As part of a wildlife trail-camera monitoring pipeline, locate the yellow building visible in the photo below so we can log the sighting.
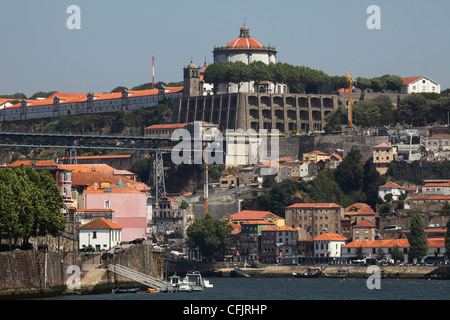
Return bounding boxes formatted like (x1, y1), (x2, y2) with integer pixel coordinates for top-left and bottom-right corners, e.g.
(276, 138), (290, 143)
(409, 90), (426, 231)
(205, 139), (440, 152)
(302, 150), (330, 163)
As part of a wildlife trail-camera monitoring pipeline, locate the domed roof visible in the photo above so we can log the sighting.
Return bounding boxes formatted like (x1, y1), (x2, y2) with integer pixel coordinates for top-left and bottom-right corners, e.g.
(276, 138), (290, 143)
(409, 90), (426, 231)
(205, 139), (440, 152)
(186, 61), (197, 68)
(224, 25), (264, 50)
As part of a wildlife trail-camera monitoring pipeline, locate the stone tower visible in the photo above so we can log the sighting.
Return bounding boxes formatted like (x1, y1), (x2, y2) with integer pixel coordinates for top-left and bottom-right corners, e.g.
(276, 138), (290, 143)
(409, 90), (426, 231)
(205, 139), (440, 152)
(183, 61), (200, 98)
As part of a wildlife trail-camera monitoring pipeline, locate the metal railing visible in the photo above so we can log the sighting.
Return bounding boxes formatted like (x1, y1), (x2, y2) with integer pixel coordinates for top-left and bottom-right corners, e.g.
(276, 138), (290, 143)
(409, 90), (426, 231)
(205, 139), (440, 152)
(108, 264), (173, 292)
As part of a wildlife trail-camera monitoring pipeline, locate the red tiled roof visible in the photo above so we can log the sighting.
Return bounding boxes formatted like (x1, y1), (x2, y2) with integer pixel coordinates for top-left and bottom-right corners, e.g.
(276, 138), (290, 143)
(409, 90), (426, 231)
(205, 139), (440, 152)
(144, 123), (188, 130)
(287, 203), (342, 209)
(313, 233), (347, 241)
(410, 195), (450, 201)
(379, 181), (402, 189)
(78, 217), (122, 230)
(231, 210), (282, 220)
(373, 143), (392, 148)
(354, 220), (376, 228)
(225, 36), (264, 50)
(343, 239), (409, 248)
(345, 203), (376, 215)
(401, 76), (423, 85)
(428, 134), (450, 139)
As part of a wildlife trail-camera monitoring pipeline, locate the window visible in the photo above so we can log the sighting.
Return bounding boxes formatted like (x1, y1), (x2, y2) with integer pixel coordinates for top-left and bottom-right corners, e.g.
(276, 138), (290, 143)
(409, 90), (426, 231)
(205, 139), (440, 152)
(104, 200), (110, 209)
(93, 231), (97, 239)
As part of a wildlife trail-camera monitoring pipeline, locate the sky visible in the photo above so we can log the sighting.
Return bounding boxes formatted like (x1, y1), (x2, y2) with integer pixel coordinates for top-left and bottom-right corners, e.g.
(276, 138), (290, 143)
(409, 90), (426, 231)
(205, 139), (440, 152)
(1, 0), (449, 97)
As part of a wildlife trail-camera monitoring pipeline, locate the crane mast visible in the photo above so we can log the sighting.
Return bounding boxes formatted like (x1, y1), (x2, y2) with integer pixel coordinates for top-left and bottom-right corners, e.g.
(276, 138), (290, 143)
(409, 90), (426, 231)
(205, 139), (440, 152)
(345, 71), (355, 128)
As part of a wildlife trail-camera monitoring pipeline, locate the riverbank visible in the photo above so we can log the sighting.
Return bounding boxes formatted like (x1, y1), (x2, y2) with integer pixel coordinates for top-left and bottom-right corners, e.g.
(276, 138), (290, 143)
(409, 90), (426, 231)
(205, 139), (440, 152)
(216, 265), (442, 279)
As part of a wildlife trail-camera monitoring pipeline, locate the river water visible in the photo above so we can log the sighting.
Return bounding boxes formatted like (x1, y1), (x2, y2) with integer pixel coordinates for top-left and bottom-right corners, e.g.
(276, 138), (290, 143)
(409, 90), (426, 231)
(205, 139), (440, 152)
(47, 277), (450, 300)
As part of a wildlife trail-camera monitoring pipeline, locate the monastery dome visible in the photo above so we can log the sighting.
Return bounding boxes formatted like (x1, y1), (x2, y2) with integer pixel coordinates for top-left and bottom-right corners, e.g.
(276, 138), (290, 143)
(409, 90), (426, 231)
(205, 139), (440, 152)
(224, 25), (264, 50)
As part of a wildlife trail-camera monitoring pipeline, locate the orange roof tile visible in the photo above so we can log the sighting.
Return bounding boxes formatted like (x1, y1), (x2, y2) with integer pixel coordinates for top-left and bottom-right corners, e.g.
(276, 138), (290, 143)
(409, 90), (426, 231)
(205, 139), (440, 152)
(313, 233), (347, 241)
(410, 195), (450, 201)
(379, 181), (402, 189)
(231, 210), (282, 221)
(145, 123), (188, 130)
(287, 203), (342, 209)
(343, 239), (409, 248)
(354, 220), (376, 228)
(402, 76), (423, 85)
(78, 217), (122, 230)
(373, 143), (392, 148)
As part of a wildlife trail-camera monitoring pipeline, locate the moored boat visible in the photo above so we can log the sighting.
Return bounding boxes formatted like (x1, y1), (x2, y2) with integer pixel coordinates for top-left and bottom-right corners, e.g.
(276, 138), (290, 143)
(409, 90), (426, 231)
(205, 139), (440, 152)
(112, 287), (139, 294)
(183, 270), (205, 291)
(293, 267), (322, 278)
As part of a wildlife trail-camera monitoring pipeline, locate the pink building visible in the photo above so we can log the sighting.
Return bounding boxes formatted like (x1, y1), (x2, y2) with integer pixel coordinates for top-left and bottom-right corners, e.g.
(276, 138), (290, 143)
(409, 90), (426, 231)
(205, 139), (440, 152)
(83, 183), (148, 242)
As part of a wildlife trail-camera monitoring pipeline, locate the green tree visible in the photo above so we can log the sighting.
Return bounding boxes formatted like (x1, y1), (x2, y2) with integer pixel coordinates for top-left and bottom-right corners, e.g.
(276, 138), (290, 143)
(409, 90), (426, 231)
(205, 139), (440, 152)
(408, 213), (428, 262)
(203, 63), (225, 94)
(0, 167), (65, 248)
(186, 215), (233, 261)
(334, 146), (364, 193)
(391, 246), (405, 263)
(223, 61), (251, 93)
(395, 94), (430, 127)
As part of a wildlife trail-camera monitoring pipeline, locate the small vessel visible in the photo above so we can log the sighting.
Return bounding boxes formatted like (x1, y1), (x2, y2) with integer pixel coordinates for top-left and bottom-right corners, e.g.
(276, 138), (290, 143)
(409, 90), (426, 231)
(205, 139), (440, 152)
(169, 274), (181, 288)
(112, 287), (139, 294)
(178, 281), (193, 292)
(324, 269), (348, 278)
(293, 267), (322, 278)
(203, 279), (213, 288)
(146, 288), (160, 293)
(183, 270), (205, 291)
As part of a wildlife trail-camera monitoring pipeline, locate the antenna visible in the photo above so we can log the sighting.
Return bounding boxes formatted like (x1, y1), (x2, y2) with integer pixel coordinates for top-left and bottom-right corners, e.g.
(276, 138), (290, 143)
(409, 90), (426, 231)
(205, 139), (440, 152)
(152, 56), (155, 88)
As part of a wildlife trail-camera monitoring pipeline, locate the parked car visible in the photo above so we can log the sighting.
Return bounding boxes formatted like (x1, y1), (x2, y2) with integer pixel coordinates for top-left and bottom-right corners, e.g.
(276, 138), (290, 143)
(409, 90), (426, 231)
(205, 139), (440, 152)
(80, 245), (95, 252)
(383, 225), (401, 231)
(130, 238), (145, 244)
(101, 252), (114, 260)
(428, 224), (440, 228)
(114, 247), (124, 254)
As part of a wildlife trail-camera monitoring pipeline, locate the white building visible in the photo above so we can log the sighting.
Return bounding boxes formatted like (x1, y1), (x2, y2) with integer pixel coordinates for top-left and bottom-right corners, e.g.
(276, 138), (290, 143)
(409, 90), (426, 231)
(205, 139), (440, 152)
(0, 87), (183, 122)
(78, 217), (122, 252)
(401, 76), (440, 94)
(213, 25), (285, 94)
(378, 181), (405, 201)
(312, 233), (348, 259)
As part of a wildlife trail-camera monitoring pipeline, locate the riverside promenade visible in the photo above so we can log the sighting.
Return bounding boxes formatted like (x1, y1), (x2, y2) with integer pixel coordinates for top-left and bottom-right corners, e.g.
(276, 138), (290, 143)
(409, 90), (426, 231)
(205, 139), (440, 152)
(216, 265), (441, 279)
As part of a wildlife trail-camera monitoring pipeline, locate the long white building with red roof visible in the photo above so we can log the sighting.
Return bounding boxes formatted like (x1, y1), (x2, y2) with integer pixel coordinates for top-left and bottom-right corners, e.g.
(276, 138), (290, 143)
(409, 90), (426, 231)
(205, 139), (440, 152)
(0, 87), (183, 122)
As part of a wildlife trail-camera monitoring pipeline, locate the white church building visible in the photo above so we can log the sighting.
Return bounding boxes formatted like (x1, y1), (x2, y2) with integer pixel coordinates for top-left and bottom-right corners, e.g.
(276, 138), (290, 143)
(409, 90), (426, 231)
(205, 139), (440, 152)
(212, 25), (286, 94)
(401, 76), (441, 94)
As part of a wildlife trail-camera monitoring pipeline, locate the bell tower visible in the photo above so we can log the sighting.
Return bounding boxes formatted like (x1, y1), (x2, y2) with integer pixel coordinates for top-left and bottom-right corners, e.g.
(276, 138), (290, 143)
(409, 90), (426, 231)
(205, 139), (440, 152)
(183, 60), (200, 98)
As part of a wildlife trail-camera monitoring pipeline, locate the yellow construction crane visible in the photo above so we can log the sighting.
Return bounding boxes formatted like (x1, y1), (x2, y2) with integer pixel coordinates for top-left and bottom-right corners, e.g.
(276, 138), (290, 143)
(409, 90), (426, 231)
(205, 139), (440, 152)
(345, 71), (356, 128)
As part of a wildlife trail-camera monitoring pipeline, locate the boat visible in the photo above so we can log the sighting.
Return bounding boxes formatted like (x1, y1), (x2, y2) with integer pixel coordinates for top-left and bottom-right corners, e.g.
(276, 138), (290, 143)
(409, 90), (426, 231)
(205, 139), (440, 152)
(146, 288), (160, 293)
(112, 287), (139, 294)
(203, 279), (213, 288)
(293, 267), (322, 278)
(177, 281), (193, 292)
(324, 273), (347, 278)
(324, 269), (348, 278)
(182, 270), (205, 291)
(169, 274), (181, 288)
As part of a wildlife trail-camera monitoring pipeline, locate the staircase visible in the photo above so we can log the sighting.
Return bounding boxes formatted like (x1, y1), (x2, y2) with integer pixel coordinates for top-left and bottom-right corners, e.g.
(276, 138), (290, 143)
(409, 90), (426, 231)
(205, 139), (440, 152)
(108, 264), (174, 292)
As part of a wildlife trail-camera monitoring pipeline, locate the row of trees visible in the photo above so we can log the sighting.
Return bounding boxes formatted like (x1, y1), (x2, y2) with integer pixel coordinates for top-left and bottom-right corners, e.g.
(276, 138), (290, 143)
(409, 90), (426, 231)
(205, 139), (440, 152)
(203, 61), (405, 94)
(325, 93), (450, 130)
(0, 167), (65, 250)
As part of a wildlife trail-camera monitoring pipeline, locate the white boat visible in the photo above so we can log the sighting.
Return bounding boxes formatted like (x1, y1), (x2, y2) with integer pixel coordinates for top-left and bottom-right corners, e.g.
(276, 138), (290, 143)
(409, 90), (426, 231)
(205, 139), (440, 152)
(204, 279), (213, 288)
(183, 270), (205, 291)
(178, 281), (193, 292)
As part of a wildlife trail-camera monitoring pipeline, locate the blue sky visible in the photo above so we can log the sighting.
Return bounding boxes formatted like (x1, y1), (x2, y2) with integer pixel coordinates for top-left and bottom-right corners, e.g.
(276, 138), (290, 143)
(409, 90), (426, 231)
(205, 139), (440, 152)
(1, 0), (449, 97)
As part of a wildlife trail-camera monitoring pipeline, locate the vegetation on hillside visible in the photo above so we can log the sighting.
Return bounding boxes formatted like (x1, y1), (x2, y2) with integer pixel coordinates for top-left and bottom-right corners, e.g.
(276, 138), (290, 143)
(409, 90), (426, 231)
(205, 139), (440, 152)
(325, 92), (450, 129)
(0, 167), (65, 250)
(242, 146), (388, 217)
